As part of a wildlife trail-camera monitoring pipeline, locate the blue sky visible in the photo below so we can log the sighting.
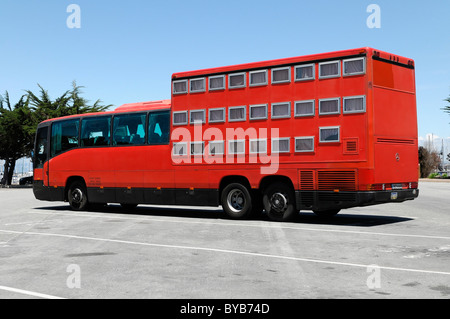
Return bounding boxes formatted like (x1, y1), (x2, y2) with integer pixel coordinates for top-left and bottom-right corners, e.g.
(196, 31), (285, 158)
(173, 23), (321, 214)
(1, 0), (449, 153)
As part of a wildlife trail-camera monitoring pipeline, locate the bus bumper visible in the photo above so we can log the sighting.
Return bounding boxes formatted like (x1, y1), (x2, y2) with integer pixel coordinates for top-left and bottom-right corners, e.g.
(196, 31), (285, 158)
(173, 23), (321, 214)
(33, 180), (65, 202)
(296, 189), (419, 211)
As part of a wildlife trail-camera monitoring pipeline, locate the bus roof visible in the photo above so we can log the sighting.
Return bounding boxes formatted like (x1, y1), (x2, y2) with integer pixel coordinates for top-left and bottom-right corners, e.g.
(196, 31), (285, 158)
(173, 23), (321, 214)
(40, 99), (171, 124)
(171, 47), (414, 80)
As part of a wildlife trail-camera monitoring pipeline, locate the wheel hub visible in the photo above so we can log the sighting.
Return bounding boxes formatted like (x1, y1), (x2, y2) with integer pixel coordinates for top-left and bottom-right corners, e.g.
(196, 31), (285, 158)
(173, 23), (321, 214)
(270, 193), (288, 213)
(227, 189), (245, 213)
(72, 188), (83, 204)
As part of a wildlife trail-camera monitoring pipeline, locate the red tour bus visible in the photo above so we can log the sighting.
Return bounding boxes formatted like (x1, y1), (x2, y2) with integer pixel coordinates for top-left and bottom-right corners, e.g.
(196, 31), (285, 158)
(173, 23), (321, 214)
(33, 47), (419, 221)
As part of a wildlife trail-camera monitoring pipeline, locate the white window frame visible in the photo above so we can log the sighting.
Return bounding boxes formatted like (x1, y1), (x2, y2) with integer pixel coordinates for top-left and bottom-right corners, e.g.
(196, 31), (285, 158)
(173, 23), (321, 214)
(295, 136), (315, 153)
(294, 100), (315, 117)
(172, 111), (188, 126)
(249, 104), (268, 120)
(294, 63), (315, 82)
(190, 141), (205, 156)
(190, 109), (206, 124)
(272, 137), (290, 154)
(208, 107), (226, 123)
(208, 140), (225, 155)
(228, 72), (246, 89)
(343, 95), (366, 114)
(173, 142), (188, 156)
(271, 67), (291, 84)
(319, 126), (341, 143)
(319, 98), (340, 115)
(249, 139), (267, 154)
(271, 102), (291, 119)
(343, 57), (366, 76)
(189, 78), (206, 93)
(228, 139), (246, 155)
(228, 106), (247, 122)
(172, 80), (188, 95)
(208, 75), (226, 91)
(249, 69), (268, 87)
(318, 60), (341, 79)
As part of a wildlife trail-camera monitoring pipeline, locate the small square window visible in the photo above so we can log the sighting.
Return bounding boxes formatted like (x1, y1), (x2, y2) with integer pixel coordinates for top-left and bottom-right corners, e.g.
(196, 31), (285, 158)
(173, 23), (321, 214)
(173, 142), (187, 156)
(249, 70), (268, 87)
(229, 73), (246, 89)
(190, 110), (206, 124)
(271, 67), (291, 84)
(343, 96), (366, 114)
(228, 140), (245, 155)
(229, 106), (246, 122)
(173, 80), (188, 95)
(319, 127), (340, 143)
(343, 58), (365, 76)
(173, 111), (188, 126)
(272, 138), (290, 153)
(190, 78), (206, 93)
(319, 98), (340, 115)
(295, 64), (315, 81)
(295, 100), (315, 117)
(208, 141), (224, 155)
(295, 137), (315, 152)
(209, 108), (226, 123)
(250, 104), (268, 120)
(209, 75), (225, 91)
(319, 61), (340, 79)
(271, 102), (291, 119)
(191, 141), (205, 155)
(250, 139), (267, 154)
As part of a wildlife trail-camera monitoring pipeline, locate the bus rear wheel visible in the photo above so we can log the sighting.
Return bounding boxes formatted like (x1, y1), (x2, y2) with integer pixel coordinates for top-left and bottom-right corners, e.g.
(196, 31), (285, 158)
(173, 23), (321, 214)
(263, 182), (296, 222)
(68, 180), (89, 211)
(221, 183), (253, 219)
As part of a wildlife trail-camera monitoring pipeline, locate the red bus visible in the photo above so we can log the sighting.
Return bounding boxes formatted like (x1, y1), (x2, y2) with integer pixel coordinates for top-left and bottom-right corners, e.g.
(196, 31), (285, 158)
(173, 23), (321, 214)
(33, 47), (419, 221)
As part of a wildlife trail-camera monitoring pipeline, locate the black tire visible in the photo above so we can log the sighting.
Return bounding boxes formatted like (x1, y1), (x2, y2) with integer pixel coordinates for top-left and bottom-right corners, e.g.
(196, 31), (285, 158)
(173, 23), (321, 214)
(68, 180), (89, 211)
(263, 182), (296, 222)
(221, 183), (253, 219)
(313, 209), (341, 218)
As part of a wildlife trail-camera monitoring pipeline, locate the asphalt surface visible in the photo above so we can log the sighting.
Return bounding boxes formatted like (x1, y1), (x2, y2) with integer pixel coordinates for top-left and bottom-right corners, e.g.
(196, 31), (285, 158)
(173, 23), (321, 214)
(0, 181), (449, 299)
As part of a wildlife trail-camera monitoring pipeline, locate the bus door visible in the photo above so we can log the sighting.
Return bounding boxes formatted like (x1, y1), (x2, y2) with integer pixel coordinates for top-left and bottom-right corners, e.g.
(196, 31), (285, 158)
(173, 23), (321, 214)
(34, 125), (50, 186)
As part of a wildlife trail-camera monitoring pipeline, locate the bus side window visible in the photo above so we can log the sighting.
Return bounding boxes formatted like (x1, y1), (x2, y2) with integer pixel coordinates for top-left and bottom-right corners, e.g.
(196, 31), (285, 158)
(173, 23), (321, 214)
(81, 116), (111, 147)
(148, 111), (170, 145)
(113, 113), (146, 146)
(51, 119), (79, 158)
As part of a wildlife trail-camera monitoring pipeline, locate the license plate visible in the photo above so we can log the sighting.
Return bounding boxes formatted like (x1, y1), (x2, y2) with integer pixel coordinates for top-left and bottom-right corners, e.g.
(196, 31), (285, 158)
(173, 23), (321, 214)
(392, 183), (403, 190)
(391, 192), (398, 200)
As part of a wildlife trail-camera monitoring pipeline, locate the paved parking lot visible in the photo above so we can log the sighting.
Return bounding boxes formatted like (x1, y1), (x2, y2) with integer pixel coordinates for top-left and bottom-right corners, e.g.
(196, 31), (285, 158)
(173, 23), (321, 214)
(0, 181), (449, 299)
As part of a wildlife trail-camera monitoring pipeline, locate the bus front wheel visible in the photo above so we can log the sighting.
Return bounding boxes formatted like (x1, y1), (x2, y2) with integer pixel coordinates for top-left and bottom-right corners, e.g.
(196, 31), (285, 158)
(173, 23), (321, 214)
(68, 180), (89, 211)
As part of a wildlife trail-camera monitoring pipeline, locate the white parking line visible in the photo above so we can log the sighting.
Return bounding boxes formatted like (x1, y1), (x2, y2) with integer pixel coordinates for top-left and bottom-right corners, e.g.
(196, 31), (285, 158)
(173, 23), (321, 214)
(0, 285), (65, 299)
(29, 210), (450, 241)
(1, 229), (450, 277)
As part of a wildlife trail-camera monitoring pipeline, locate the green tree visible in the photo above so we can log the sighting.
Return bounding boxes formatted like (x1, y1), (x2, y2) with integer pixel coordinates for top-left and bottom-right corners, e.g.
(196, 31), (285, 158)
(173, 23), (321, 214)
(27, 81), (111, 122)
(0, 92), (35, 185)
(419, 146), (441, 178)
